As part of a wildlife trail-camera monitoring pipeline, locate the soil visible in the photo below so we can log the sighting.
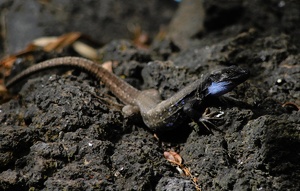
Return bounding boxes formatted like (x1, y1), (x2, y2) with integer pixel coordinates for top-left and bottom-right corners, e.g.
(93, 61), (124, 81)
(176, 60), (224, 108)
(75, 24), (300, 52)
(0, 0), (299, 191)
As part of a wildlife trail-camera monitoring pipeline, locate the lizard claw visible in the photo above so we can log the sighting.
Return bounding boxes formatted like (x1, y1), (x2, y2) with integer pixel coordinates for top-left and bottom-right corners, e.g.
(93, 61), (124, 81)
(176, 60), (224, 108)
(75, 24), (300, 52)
(198, 108), (225, 133)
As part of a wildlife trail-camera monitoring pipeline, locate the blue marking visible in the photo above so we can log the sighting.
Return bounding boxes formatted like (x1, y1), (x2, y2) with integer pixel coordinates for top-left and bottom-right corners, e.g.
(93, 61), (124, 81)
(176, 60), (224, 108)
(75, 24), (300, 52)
(180, 100), (185, 105)
(166, 122), (174, 127)
(207, 81), (232, 96)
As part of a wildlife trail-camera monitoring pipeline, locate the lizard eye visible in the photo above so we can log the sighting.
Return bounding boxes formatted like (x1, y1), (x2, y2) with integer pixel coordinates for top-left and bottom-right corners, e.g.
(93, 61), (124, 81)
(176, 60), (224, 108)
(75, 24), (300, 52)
(218, 66), (249, 82)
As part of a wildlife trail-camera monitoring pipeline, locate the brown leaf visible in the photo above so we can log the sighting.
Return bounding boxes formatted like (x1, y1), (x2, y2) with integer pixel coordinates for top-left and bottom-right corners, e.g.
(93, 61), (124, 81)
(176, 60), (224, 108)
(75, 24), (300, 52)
(164, 151), (182, 165)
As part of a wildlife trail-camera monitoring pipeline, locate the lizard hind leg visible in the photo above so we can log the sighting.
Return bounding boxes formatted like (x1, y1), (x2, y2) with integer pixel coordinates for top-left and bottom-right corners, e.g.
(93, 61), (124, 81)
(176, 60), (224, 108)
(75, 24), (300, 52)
(122, 105), (140, 117)
(140, 89), (162, 101)
(122, 89), (161, 117)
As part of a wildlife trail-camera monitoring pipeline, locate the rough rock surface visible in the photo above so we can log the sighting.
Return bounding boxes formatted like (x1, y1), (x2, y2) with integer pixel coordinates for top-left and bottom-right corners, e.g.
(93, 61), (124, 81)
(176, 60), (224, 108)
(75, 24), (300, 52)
(0, 0), (299, 190)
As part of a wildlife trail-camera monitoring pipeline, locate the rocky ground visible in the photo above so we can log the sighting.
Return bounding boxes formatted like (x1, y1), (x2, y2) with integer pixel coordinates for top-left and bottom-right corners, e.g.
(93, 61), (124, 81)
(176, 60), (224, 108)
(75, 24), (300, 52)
(0, 0), (299, 190)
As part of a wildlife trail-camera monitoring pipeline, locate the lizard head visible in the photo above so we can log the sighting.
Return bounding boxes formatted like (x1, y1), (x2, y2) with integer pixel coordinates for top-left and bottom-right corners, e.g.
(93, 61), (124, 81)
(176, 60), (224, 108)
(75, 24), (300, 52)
(206, 66), (249, 97)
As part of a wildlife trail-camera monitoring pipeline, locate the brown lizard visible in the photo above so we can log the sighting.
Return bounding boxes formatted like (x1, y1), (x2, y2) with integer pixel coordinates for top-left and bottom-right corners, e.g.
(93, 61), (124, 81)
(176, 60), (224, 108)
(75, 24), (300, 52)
(6, 56), (249, 131)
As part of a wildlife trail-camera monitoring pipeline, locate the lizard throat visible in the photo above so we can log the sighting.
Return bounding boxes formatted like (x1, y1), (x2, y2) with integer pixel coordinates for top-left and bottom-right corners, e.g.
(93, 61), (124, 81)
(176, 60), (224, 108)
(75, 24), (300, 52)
(207, 81), (233, 97)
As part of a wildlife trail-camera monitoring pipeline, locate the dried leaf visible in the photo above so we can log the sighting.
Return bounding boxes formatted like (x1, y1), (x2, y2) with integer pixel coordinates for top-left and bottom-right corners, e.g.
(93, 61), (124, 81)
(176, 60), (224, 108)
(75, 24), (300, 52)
(164, 151), (182, 165)
(282, 102), (300, 110)
(32, 37), (58, 47)
(43, 32), (82, 52)
(72, 41), (98, 59)
(102, 61), (116, 73)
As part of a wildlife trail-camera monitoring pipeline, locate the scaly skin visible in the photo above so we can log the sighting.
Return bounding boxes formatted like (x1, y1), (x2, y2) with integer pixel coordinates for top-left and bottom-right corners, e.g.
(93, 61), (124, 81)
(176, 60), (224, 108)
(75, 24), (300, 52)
(6, 57), (249, 131)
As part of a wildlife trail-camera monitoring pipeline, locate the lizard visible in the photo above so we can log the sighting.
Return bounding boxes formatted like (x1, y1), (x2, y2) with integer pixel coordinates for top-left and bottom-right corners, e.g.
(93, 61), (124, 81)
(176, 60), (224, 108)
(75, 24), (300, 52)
(5, 56), (249, 131)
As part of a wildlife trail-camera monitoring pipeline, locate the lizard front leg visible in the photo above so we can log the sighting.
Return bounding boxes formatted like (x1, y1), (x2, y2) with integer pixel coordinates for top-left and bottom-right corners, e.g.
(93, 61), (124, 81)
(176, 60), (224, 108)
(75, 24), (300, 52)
(183, 98), (221, 133)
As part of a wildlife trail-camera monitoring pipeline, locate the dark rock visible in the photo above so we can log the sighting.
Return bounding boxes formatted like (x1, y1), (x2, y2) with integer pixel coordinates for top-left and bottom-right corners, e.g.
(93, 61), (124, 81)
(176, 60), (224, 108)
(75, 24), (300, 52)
(1, 1), (300, 190)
